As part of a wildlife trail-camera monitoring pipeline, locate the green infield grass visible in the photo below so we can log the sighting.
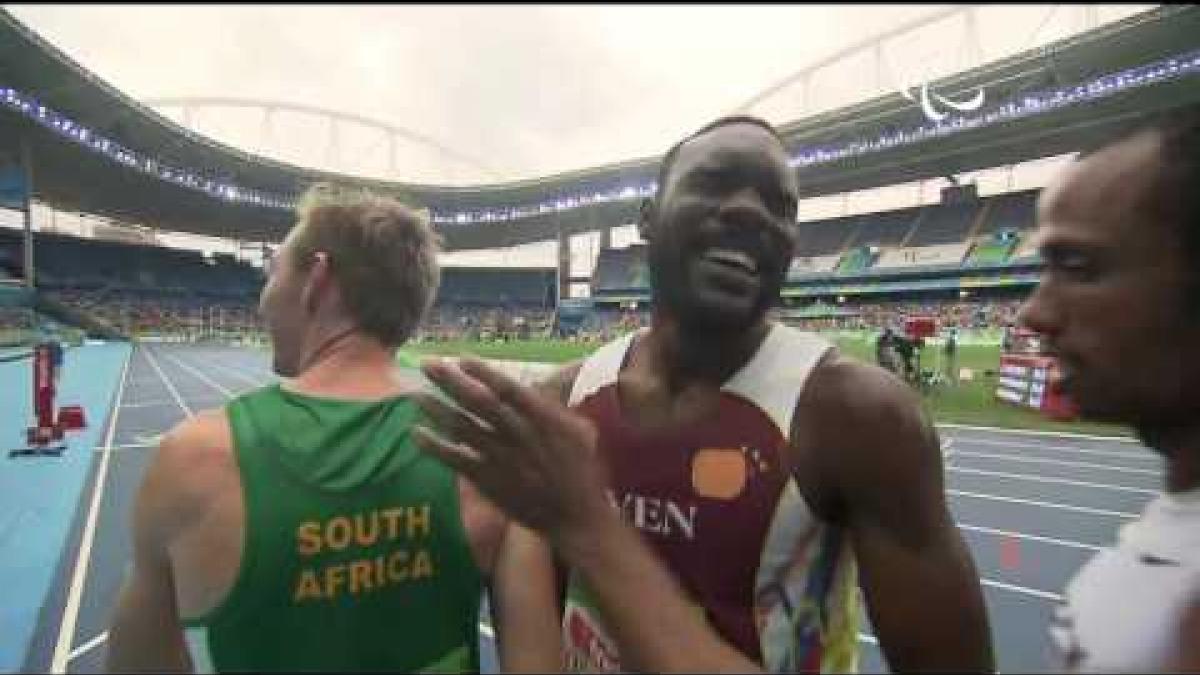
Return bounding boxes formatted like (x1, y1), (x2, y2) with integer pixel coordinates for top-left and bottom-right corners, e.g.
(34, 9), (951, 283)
(398, 334), (1132, 438)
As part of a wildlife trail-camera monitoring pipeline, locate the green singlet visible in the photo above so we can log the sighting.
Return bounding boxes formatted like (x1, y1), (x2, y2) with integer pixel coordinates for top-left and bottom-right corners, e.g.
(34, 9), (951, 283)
(182, 383), (483, 673)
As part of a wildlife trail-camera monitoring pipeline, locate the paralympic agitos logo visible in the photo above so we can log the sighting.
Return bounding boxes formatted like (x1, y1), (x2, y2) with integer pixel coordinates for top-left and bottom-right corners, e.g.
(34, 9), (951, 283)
(902, 79), (985, 122)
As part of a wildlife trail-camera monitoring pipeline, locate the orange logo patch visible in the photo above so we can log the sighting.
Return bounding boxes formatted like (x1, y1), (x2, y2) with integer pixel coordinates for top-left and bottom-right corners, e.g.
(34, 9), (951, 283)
(691, 448), (749, 500)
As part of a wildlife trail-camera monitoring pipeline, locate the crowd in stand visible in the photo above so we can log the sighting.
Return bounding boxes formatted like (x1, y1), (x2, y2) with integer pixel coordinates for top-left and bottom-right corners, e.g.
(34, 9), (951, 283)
(0, 306), (33, 332)
(785, 297), (1024, 333)
(46, 287), (262, 337)
(14, 225), (1030, 344)
(414, 305), (556, 342)
(38, 281), (1025, 344)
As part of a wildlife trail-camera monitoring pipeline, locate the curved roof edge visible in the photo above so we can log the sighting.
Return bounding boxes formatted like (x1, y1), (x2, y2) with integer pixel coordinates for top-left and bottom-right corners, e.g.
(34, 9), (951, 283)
(0, 7), (664, 198)
(0, 5), (1187, 212)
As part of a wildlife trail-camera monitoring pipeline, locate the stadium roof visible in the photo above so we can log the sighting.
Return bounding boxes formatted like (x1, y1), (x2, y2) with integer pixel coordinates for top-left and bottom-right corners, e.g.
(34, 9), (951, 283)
(1, 5), (1198, 248)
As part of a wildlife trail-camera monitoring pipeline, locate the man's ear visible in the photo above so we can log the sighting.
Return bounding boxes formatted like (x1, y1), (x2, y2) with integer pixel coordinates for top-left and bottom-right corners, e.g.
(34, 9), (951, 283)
(637, 198), (655, 242)
(300, 251), (333, 313)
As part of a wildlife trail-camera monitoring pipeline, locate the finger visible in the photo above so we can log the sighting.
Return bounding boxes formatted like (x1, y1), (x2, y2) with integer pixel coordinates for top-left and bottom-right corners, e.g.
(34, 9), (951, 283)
(422, 358), (536, 441)
(411, 425), (486, 480)
(452, 358), (548, 448)
(457, 357), (538, 410)
(414, 393), (505, 459)
(421, 358), (507, 425)
(458, 355), (571, 439)
(460, 357), (595, 450)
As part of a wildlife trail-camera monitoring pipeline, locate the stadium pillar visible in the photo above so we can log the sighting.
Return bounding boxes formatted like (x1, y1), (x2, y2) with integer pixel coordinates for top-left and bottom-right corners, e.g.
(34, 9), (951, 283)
(557, 226), (570, 304)
(20, 136), (34, 290)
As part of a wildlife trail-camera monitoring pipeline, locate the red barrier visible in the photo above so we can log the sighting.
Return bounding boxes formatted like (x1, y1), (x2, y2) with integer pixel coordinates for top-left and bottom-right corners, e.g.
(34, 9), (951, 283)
(904, 315), (938, 340)
(24, 342), (68, 445)
(58, 405), (87, 431)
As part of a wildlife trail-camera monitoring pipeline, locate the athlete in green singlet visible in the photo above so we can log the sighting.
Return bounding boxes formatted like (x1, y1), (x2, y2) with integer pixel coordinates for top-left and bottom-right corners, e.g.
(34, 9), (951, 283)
(107, 185), (560, 672)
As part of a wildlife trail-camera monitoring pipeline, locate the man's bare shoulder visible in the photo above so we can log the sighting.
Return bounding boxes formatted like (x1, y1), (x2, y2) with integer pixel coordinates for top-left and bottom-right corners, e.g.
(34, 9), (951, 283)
(140, 408), (237, 537)
(793, 349), (938, 494)
(800, 348), (926, 432)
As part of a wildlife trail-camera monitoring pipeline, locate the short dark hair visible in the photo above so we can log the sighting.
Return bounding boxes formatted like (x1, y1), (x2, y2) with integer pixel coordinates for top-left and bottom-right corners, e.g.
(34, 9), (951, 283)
(1148, 106), (1200, 299)
(1078, 105), (1200, 308)
(643, 115), (789, 224)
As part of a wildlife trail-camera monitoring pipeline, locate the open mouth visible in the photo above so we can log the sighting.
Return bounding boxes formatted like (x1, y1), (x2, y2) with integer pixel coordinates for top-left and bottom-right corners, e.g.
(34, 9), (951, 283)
(701, 247), (759, 276)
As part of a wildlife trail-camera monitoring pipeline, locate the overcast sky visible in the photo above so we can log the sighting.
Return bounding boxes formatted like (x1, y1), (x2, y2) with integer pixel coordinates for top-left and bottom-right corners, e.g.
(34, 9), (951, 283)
(3, 4), (1156, 186)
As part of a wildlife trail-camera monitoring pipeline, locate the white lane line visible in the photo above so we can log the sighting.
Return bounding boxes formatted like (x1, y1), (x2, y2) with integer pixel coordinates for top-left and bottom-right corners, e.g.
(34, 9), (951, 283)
(196, 358), (273, 388)
(948, 489), (1137, 519)
(100, 442), (157, 452)
(161, 352), (235, 398)
(118, 400), (176, 410)
(209, 353), (276, 378)
(945, 437), (1152, 461)
(956, 523), (1103, 552)
(51, 347), (133, 674)
(125, 378), (159, 387)
(981, 578), (1062, 602)
(951, 449), (1161, 476)
(67, 630), (107, 661)
(948, 465), (1157, 496)
(143, 347), (194, 417)
(937, 423), (1138, 443)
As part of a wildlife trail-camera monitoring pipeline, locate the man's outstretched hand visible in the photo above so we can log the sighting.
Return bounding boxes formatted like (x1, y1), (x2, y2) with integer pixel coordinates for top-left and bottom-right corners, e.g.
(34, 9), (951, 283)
(414, 357), (765, 673)
(412, 356), (608, 540)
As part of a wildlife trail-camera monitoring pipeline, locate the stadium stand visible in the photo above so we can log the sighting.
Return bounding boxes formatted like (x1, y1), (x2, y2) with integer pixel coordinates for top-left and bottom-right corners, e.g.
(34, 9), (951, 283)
(436, 267), (556, 308)
(978, 189), (1039, 236)
(0, 226), (562, 342)
(2, 184), (1049, 345)
(906, 201), (980, 247)
(875, 242), (972, 269)
(835, 246), (878, 273)
(788, 254), (841, 276)
(780, 296), (1025, 333)
(844, 206), (923, 249)
(795, 215), (859, 257)
(965, 231), (1020, 266)
(592, 245), (650, 293)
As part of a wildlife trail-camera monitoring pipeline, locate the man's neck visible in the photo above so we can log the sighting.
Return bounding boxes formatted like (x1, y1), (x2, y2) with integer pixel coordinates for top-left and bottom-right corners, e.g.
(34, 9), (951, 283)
(642, 311), (772, 392)
(1138, 422), (1200, 493)
(290, 331), (416, 401)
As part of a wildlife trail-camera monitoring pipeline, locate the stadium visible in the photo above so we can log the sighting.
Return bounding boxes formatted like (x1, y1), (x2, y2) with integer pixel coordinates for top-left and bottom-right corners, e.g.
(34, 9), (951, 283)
(1, 4), (1198, 673)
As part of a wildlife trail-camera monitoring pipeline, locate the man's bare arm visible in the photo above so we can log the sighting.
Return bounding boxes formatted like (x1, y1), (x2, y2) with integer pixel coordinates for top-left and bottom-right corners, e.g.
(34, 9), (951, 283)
(799, 355), (994, 672)
(490, 523), (563, 672)
(107, 428), (196, 672)
(557, 500), (762, 672)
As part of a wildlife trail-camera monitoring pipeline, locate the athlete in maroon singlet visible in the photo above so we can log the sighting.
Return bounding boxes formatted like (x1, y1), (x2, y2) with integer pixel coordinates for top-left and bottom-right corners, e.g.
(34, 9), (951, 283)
(561, 324), (855, 672)
(415, 116), (995, 673)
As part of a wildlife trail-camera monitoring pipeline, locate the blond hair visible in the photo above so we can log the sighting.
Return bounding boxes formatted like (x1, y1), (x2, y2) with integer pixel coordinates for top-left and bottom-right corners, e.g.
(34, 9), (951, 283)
(289, 183), (441, 346)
